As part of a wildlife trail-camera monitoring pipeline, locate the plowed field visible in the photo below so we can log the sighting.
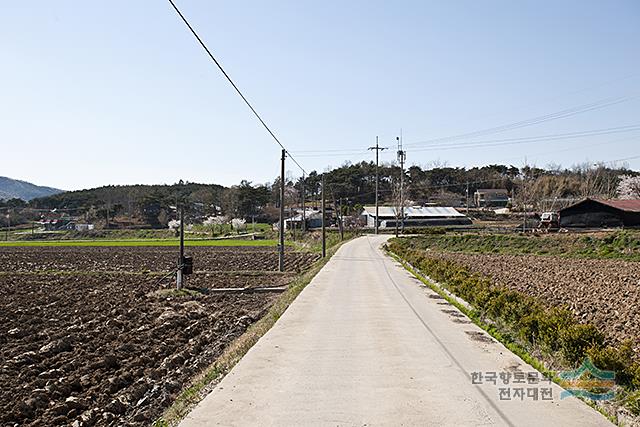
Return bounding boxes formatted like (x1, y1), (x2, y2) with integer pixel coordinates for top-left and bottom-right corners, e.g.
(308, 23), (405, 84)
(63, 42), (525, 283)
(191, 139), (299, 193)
(432, 252), (640, 347)
(0, 246), (319, 426)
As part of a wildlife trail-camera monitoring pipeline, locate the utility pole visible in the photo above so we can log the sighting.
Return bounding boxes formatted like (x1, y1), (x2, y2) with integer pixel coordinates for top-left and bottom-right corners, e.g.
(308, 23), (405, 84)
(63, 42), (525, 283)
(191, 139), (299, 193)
(301, 173), (306, 233)
(338, 197), (344, 241)
(368, 136), (386, 234)
(177, 205), (184, 289)
(279, 149), (286, 272)
(466, 182), (470, 215)
(396, 136), (406, 235)
(321, 173), (326, 257)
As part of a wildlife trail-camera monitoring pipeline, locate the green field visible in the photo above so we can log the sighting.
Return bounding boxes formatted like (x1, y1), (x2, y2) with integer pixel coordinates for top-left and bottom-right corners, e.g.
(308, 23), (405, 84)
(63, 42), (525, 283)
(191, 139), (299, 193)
(0, 238), (282, 247)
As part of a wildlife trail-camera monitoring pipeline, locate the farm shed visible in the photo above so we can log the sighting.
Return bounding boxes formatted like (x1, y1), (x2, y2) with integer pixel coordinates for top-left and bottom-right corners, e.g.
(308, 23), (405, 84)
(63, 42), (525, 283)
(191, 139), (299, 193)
(284, 210), (324, 230)
(559, 198), (640, 228)
(361, 206), (471, 228)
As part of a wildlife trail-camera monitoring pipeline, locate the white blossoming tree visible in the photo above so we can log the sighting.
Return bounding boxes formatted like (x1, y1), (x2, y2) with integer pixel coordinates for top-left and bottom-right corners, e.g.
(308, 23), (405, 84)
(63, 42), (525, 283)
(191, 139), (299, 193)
(616, 175), (640, 199)
(231, 218), (247, 233)
(203, 215), (229, 236)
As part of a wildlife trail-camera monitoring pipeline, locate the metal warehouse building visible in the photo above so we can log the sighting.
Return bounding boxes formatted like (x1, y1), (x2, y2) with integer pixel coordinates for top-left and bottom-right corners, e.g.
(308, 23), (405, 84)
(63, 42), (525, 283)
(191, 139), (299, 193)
(362, 206), (472, 228)
(559, 198), (640, 228)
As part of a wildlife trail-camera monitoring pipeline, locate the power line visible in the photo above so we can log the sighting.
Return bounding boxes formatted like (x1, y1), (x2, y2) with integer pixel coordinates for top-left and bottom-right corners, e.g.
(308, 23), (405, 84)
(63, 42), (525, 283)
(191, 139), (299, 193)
(403, 95), (638, 148)
(292, 95), (638, 157)
(290, 125), (640, 158)
(167, 0), (307, 175)
(408, 125), (640, 151)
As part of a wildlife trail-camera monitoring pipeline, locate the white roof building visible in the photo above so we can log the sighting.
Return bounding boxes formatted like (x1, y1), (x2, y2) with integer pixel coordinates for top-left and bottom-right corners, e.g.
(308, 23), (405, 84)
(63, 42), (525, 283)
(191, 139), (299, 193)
(361, 206), (470, 228)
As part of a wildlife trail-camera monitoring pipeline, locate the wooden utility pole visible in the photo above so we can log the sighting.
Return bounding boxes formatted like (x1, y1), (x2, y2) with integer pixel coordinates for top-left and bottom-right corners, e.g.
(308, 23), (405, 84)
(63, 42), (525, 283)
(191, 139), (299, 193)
(279, 149), (286, 272)
(301, 173), (306, 232)
(321, 174), (326, 257)
(368, 136), (386, 234)
(466, 182), (470, 215)
(338, 197), (344, 241)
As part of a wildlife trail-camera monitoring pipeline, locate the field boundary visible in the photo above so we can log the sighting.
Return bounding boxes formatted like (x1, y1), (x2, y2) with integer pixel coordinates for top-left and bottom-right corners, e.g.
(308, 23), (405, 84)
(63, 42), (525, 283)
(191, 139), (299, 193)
(0, 238), (282, 247)
(154, 236), (354, 426)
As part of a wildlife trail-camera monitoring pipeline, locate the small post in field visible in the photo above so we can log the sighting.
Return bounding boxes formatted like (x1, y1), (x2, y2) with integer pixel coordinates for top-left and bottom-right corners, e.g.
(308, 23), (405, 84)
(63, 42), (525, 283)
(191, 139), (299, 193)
(177, 205), (184, 289)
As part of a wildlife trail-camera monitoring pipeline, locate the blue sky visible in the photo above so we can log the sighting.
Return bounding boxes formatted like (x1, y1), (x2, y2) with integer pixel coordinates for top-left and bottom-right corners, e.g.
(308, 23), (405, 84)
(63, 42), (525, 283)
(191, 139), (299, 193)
(1, 1), (638, 190)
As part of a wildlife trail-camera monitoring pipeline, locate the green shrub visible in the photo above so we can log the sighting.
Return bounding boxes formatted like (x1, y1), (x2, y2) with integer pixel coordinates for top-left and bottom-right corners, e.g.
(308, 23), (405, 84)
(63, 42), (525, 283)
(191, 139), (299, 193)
(626, 390), (640, 415)
(587, 341), (638, 387)
(559, 324), (605, 365)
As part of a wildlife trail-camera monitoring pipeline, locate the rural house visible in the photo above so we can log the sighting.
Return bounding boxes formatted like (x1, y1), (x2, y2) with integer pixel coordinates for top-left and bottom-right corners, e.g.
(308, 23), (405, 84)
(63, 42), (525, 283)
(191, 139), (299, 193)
(473, 189), (510, 207)
(361, 206), (471, 228)
(559, 198), (640, 228)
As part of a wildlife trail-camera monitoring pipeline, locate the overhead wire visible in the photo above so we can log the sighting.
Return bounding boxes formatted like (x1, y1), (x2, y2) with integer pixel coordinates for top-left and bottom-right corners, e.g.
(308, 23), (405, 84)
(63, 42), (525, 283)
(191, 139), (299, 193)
(290, 125), (640, 159)
(403, 95), (638, 148)
(167, 0), (307, 176)
(291, 96), (638, 157)
(408, 125), (640, 152)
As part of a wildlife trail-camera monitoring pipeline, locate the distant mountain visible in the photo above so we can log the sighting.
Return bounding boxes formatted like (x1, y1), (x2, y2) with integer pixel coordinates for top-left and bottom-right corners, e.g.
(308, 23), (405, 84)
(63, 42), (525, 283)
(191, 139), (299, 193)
(0, 176), (63, 201)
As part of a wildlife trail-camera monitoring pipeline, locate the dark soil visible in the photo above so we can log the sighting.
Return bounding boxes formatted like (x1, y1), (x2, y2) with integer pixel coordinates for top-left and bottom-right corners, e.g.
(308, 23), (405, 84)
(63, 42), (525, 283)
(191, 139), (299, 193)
(0, 246), (320, 273)
(432, 252), (640, 347)
(0, 246), (317, 426)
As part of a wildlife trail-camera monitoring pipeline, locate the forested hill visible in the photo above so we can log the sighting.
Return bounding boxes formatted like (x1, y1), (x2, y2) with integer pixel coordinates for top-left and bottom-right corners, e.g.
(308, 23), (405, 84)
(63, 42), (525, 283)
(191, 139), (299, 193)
(29, 182), (226, 211)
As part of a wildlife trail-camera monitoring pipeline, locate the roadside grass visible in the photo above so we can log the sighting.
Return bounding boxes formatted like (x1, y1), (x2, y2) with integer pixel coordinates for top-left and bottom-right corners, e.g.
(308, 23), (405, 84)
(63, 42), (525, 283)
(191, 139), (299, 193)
(397, 230), (640, 262)
(288, 230), (360, 254)
(387, 238), (640, 423)
(0, 239), (283, 247)
(153, 235), (352, 426)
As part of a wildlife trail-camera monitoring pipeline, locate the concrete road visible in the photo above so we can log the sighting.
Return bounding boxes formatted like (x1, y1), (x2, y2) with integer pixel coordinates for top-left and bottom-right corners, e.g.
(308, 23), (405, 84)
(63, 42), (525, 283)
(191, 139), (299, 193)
(180, 235), (612, 426)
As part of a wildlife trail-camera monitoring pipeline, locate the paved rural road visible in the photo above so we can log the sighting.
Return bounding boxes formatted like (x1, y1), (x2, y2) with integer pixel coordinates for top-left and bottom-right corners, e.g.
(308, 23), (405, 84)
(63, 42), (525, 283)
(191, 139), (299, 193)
(180, 235), (612, 426)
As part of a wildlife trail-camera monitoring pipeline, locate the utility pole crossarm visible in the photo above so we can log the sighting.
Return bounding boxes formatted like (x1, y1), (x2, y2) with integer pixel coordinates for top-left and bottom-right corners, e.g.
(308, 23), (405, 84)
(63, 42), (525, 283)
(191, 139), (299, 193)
(368, 137), (387, 235)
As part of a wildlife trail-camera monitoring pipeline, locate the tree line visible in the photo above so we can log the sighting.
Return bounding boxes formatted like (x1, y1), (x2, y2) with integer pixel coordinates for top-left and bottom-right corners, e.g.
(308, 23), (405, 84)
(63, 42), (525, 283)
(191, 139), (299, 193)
(1, 162), (638, 229)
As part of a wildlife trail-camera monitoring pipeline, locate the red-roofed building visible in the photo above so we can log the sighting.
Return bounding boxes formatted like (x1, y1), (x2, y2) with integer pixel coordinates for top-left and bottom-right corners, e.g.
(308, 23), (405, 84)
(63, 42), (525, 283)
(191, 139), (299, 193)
(559, 198), (640, 228)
